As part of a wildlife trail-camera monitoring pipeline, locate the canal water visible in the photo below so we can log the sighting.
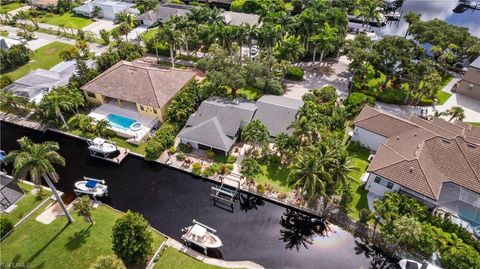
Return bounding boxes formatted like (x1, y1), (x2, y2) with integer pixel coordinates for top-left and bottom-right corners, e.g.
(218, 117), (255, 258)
(380, 0), (480, 37)
(0, 122), (397, 269)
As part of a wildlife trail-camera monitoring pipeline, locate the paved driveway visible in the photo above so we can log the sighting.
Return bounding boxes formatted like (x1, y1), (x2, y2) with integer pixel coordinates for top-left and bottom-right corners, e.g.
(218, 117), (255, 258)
(283, 56), (352, 100)
(82, 19), (116, 35)
(436, 93), (480, 122)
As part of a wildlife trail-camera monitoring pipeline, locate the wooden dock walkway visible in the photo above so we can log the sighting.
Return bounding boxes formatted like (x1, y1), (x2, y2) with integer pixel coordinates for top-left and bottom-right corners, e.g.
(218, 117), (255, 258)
(0, 112), (47, 131)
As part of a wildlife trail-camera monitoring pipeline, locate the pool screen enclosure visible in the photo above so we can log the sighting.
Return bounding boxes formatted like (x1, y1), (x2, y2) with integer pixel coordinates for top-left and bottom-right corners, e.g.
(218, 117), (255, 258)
(437, 182), (480, 226)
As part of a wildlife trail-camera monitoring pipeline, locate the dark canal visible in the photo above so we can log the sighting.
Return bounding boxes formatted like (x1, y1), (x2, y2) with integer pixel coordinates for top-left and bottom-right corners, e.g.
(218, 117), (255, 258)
(380, 0), (480, 37)
(0, 122), (397, 269)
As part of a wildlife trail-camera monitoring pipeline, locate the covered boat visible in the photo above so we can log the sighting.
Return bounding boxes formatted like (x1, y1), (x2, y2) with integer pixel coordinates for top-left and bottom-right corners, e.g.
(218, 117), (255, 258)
(399, 259), (442, 269)
(182, 220), (223, 251)
(74, 177), (108, 197)
(87, 138), (117, 155)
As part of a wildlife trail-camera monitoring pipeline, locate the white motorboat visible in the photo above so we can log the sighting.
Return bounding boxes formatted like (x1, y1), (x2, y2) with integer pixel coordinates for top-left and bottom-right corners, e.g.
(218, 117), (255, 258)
(182, 220), (223, 250)
(88, 138), (117, 155)
(74, 177), (108, 197)
(399, 259), (442, 269)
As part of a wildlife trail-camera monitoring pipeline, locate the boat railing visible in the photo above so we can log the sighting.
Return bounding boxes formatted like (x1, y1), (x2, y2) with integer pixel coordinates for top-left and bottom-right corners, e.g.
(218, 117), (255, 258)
(83, 177), (105, 184)
(193, 219), (217, 234)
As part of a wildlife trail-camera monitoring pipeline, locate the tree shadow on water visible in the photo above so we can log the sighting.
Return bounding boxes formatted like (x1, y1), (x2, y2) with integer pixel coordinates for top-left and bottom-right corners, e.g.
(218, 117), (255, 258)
(239, 194), (265, 212)
(64, 225), (92, 250)
(279, 209), (330, 252)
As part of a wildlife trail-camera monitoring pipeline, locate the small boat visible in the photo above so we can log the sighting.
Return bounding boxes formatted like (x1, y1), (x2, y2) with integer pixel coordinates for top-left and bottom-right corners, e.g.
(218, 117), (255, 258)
(182, 219), (223, 250)
(74, 177), (108, 197)
(88, 138), (117, 155)
(399, 259), (442, 269)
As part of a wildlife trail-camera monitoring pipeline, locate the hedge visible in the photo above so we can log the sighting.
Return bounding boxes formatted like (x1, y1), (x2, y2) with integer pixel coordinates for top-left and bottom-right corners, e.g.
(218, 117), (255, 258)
(285, 66), (304, 81)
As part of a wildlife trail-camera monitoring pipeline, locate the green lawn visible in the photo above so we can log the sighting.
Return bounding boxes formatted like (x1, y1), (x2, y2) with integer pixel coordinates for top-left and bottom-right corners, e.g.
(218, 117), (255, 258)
(37, 12), (93, 29)
(0, 182), (50, 224)
(346, 142), (370, 220)
(68, 129), (147, 155)
(2, 41), (73, 81)
(467, 122), (480, 127)
(0, 30), (8, 37)
(154, 247), (222, 269)
(254, 161), (292, 193)
(434, 91), (452, 105)
(0, 2), (23, 14)
(237, 87), (263, 101)
(0, 205), (165, 269)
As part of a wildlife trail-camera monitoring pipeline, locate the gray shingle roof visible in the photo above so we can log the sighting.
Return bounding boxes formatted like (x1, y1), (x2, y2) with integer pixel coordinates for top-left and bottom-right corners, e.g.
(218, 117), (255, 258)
(253, 95), (303, 136)
(178, 97), (256, 151)
(471, 56), (480, 69)
(137, 4), (193, 22)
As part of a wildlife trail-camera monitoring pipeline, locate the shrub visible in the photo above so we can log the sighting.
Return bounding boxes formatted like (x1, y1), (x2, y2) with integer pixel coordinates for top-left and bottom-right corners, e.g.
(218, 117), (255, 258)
(207, 150), (215, 159)
(0, 75), (13, 89)
(217, 163), (233, 175)
(313, 86), (338, 102)
(226, 155), (237, 163)
(201, 164), (217, 177)
(256, 184), (266, 194)
(0, 218), (13, 238)
(339, 186), (353, 213)
(285, 66), (304, 81)
(192, 162), (202, 175)
(344, 92), (375, 116)
(440, 244), (480, 269)
(257, 77), (284, 95)
(168, 146), (176, 154)
(112, 211), (153, 265)
(144, 139), (164, 160)
(89, 255), (126, 269)
(277, 192), (288, 200)
(359, 208), (371, 224)
(178, 143), (192, 153)
(176, 152), (186, 161)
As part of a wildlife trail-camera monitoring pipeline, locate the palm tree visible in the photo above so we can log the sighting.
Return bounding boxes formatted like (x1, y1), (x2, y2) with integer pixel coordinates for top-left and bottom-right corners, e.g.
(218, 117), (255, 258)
(5, 137), (74, 223)
(37, 89), (77, 129)
(277, 35), (305, 64)
(371, 198), (395, 242)
(314, 23), (338, 68)
(257, 23), (281, 57)
(288, 145), (336, 206)
(233, 25), (247, 60)
(74, 195), (94, 224)
(95, 119), (111, 138)
(288, 116), (319, 146)
(92, 6), (103, 19)
(356, 0), (383, 29)
(392, 216), (422, 249)
(115, 11), (135, 42)
(446, 106), (465, 122)
(157, 24), (182, 68)
(243, 23), (258, 59)
(330, 154), (357, 190)
(0, 91), (28, 112)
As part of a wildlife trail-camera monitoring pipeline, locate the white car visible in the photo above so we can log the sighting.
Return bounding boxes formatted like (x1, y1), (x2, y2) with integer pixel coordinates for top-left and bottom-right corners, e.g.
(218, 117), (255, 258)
(398, 259), (442, 269)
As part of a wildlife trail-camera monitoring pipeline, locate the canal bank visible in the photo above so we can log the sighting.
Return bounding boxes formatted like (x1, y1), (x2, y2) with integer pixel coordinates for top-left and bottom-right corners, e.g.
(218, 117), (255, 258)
(0, 121), (398, 268)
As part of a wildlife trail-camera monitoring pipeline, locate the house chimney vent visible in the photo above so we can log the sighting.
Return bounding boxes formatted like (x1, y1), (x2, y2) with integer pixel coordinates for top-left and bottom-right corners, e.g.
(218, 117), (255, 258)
(414, 132), (417, 136)
(396, 136), (400, 140)
(410, 167), (414, 173)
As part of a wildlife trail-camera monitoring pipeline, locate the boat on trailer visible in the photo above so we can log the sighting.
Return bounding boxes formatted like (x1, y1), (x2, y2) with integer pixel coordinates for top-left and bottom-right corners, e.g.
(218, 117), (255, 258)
(88, 138), (118, 155)
(399, 259), (442, 269)
(182, 219), (223, 254)
(74, 177), (108, 198)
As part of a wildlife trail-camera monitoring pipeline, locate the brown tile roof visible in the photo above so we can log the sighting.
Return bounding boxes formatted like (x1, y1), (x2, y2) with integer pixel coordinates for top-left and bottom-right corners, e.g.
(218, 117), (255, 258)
(353, 105), (418, 138)
(361, 106), (480, 199)
(81, 61), (195, 108)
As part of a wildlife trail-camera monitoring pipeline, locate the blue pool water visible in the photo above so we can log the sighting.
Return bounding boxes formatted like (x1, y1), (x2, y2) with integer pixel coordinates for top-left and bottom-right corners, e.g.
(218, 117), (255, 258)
(105, 114), (136, 130)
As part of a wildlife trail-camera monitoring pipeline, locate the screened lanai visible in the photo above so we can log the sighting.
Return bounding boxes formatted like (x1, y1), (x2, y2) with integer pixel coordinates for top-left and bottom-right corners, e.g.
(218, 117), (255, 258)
(437, 182), (480, 226)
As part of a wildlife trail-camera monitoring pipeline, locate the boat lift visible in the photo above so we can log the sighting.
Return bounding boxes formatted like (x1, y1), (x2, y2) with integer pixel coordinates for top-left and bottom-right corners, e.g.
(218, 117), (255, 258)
(74, 177), (108, 202)
(182, 219), (221, 255)
(86, 139), (129, 164)
(210, 176), (241, 210)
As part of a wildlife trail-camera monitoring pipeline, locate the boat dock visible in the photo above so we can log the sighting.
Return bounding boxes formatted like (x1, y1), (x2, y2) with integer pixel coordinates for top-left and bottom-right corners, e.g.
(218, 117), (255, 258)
(0, 112), (47, 132)
(89, 147), (129, 164)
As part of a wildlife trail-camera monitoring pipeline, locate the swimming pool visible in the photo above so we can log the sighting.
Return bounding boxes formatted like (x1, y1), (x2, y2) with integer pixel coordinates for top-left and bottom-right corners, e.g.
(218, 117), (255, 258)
(105, 114), (138, 131)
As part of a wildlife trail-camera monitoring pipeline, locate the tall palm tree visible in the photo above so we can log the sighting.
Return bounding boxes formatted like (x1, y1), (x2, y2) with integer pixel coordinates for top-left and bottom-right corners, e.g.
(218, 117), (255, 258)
(277, 35), (304, 64)
(315, 23), (338, 68)
(242, 23), (258, 59)
(115, 11), (135, 42)
(371, 198), (394, 242)
(257, 23), (281, 57)
(446, 106), (465, 122)
(95, 119), (111, 138)
(233, 25), (247, 60)
(288, 116), (319, 146)
(5, 137), (74, 223)
(0, 91), (28, 112)
(403, 12), (421, 38)
(38, 89), (76, 129)
(157, 24), (182, 68)
(392, 216), (422, 249)
(330, 154), (357, 190)
(356, 0), (383, 28)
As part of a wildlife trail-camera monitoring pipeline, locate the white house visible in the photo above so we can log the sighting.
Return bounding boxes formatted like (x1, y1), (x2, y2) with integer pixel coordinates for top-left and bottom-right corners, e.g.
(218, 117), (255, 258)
(73, 0), (138, 20)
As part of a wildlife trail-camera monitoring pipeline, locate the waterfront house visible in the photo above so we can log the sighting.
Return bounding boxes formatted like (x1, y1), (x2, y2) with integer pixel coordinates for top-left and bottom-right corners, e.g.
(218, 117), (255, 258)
(2, 60), (77, 103)
(137, 3), (260, 27)
(177, 95), (302, 155)
(177, 97), (257, 155)
(81, 60), (195, 141)
(253, 95), (303, 137)
(353, 106), (480, 225)
(73, 0), (139, 20)
(29, 0), (58, 8)
(455, 56), (480, 101)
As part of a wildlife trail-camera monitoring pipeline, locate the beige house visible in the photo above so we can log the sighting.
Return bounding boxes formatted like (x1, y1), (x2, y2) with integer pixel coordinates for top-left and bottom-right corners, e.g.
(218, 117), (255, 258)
(456, 56), (480, 101)
(81, 60), (196, 122)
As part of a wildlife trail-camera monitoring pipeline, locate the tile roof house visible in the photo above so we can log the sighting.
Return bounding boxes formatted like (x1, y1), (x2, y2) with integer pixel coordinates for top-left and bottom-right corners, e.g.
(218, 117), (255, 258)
(137, 3), (260, 27)
(29, 0), (58, 8)
(354, 106), (480, 224)
(0, 173), (24, 213)
(81, 60), (196, 121)
(177, 95), (302, 155)
(2, 60), (77, 103)
(455, 56), (480, 101)
(253, 95), (303, 137)
(73, 0), (139, 20)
